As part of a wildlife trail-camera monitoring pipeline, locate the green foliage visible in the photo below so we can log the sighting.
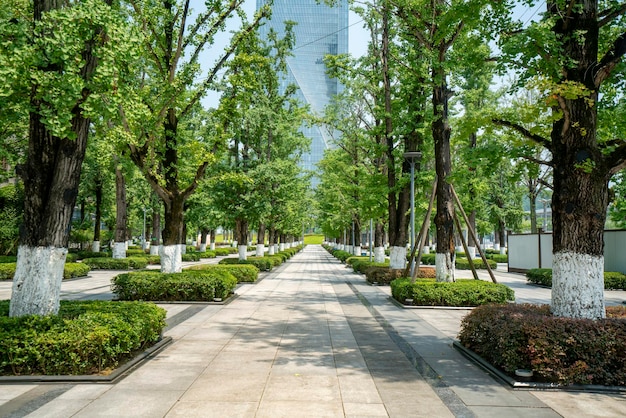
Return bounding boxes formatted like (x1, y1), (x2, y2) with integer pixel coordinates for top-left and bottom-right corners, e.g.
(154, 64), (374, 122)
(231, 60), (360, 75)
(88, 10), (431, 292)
(181, 253), (200, 262)
(487, 254), (508, 263)
(0, 300), (166, 376)
(184, 264), (259, 283)
(329, 250), (352, 262)
(391, 278), (514, 307)
(197, 251), (216, 258)
(112, 270), (237, 302)
(218, 257), (273, 271)
(364, 267), (405, 285)
(0, 256), (17, 264)
(72, 250), (110, 260)
(526, 268), (626, 290)
(126, 249), (147, 256)
(455, 258), (498, 270)
(304, 235), (324, 245)
(0, 184), (23, 256)
(82, 257), (147, 270)
(458, 304), (626, 386)
(0, 262), (90, 280)
(63, 263), (91, 279)
(214, 248), (238, 256)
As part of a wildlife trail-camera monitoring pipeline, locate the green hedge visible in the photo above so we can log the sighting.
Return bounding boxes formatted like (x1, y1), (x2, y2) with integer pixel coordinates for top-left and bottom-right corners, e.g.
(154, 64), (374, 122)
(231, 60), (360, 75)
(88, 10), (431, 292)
(488, 254), (508, 263)
(82, 257), (148, 270)
(182, 253), (200, 262)
(0, 300), (166, 376)
(526, 268), (626, 290)
(458, 304), (626, 386)
(214, 248), (237, 256)
(455, 258), (498, 270)
(390, 278), (515, 306)
(218, 257), (273, 271)
(0, 262), (91, 281)
(0, 256), (17, 264)
(73, 251), (110, 260)
(112, 270), (237, 302)
(198, 251), (216, 259)
(185, 264), (259, 283)
(352, 259), (389, 274)
(331, 250), (353, 262)
(126, 249), (147, 256)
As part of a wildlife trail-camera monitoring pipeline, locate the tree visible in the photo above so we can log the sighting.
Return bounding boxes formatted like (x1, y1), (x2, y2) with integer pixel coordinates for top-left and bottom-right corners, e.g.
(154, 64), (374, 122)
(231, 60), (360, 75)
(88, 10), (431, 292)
(122, 1), (270, 272)
(4, 0), (132, 316)
(495, 1), (626, 319)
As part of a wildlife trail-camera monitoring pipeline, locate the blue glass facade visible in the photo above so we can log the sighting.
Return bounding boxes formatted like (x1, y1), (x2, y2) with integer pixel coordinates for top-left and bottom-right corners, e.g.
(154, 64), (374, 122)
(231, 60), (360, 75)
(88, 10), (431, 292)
(257, 0), (349, 185)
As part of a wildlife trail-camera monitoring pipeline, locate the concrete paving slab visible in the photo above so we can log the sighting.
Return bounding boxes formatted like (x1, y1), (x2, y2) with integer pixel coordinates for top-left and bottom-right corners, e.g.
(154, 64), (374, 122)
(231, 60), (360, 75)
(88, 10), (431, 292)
(72, 388), (183, 417)
(532, 391), (626, 417)
(181, 372), (269, 403)
(165, 400), (258, 417)
(262, 375), (341, 402)
(255, 400), (344, 418)
(25, 399), (92, 418)
(342, 402), (388, 417)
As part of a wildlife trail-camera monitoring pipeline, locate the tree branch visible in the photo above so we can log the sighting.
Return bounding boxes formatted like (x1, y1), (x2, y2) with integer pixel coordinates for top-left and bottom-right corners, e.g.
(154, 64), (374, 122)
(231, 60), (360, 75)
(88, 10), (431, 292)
(598, 2), (626, 27)
(607, 140), (626, 176)
(171, 0), (191, 83)
(594, 31), (626, 87)
(492, 118), (552, 150)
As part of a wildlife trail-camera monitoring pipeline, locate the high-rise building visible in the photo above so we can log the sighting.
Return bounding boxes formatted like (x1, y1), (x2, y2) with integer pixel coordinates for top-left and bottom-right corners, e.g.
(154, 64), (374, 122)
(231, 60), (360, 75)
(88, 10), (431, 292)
(256, 0), (349, 185)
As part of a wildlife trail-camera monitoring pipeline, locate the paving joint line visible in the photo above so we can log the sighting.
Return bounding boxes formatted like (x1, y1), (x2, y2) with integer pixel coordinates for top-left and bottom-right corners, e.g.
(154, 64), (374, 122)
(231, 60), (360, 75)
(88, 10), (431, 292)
(345, 281), (476, 418)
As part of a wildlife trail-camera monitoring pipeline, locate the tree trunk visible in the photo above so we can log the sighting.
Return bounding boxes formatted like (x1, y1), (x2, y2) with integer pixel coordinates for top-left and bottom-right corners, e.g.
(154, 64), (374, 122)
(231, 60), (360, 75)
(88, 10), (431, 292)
(113, 163), (127, 259)
(257, 223), (266, 257)
(92, 177), (103, 252)
(210, 229), (216, 250)
(160, 193), (185, 273)
(150, 209), (161, 255)
(10, 0), (103, 317)
(236, 217), (248, 260)
(374, 222), (386, 263)
(433, 77), (455, 282)
(199, 228), (209, 252)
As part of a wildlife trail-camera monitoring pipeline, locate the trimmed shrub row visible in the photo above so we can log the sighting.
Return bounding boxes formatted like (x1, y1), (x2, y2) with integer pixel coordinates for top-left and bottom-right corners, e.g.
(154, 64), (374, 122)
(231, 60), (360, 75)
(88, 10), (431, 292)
(0, 300), (166, 376)
(214, 248), (238, 256)
(112, 270), (238, 302)
(526, 268), (626, 290)
(458, 303), (626, 386)
(390, 278), (515, 307)
(185, 264), (259, 283)
(82, 257), (148, 270)
(0, 256), (17, 264)
(217, 246), (303, 272)
(0, 262), (91, 281)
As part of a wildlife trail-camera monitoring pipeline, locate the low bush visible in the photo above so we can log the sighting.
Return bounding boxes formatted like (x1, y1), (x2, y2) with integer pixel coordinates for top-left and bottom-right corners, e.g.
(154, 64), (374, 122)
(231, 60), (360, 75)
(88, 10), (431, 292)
(214, 248), (237, 256)
(455, 258), (498, 270)
(181, 253), (200, 262)
(526, 269), (626, 290)
(185, 264), (259, 283)
(0, 262), (92, 281)
(198, 251), (216, 259)
(82, 257), (148, 270)
(113, 270), (237, 301)
(352, 260), (389, 274)
(0, 300), (166, 376)
(458, 303), (626, 386)
(364, 267), (405, 285)
(0, 256), (17, 264)
(345, 256), (369, 267)
(218, 257), (273, 271)
(332, 250), (353, 262)
(65, 253), (78, 263)
(73, 250), (109, 260)
(264, 255), (284, 268)
(390, 278), (515, 306)
(420, 254), (436, 265)
(126, 249), (147, 256)
(63, 263), (91, 279)
(488, 254), (508, 263)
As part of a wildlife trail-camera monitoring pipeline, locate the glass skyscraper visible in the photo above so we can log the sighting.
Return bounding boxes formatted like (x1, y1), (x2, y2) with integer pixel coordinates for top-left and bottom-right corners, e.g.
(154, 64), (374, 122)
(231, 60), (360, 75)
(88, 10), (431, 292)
(256, 0), (349, 185)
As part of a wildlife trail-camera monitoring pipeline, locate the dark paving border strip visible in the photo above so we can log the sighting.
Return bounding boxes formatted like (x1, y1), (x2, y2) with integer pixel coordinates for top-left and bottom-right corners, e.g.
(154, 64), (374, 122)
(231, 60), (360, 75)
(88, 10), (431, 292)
(0, 384), (74, 418)
(163, 304), (212, 331)
(346, 282), (475, 418)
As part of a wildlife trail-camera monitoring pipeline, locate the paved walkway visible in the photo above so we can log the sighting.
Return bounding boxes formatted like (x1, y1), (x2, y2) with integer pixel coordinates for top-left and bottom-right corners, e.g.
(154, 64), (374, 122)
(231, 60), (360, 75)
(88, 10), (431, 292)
(0, 246), (625, 417)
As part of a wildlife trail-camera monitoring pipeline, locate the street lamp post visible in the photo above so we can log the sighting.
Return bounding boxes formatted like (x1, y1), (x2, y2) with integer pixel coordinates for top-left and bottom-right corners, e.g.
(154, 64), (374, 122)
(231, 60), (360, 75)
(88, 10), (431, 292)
(403, 151), (422, 274)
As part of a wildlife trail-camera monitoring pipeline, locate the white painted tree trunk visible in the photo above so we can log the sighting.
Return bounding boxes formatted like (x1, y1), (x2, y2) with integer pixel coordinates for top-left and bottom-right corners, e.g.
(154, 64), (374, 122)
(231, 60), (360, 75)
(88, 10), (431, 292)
(238, 245), (248, 261)
(374, 247), (386, 263)
(192, 240), (197, 247)
(199, 243), (207, 252)
(436, 253), (455, 282)
(552, 251), (605, 319)
(91, 241), (100, 253)
(500, 246), (507, 255)
(354, 245), (361, 256)
(232, 240), (238, 248)
(268, 245), (275, 255)
(113, 242), (126, 259)
(389, 246), (407, 269)
(125, 240), (131, 249)
(10, 246), (67, 317)
(346, 245), (353, 254)
(467, 246), (476, 259)
(279, 243), (285, 251)
(494, 243), (500, 251)
(150, 245), (160, 256)
(181, 245), (186, 255)
(210, 242), (215, 250)
(256, 244), (265, 257)
(423, 246), (430, 254)
(160, 244), (183, 273)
